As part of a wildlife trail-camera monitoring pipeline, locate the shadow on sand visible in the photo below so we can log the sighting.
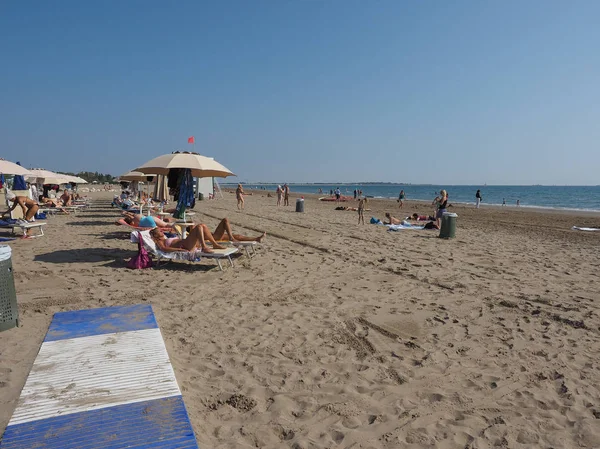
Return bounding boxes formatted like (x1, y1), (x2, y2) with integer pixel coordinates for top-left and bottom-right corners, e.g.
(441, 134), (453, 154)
(34, 247), (134, 264)
(91, 231), (131, 241)
(34, 247), (221, 272)
(66, 220), (115, 227)
(72, 213), (116, 219)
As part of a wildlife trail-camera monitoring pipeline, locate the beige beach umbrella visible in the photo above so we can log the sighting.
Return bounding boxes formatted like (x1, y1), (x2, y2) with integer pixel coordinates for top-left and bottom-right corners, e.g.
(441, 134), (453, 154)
(59, 174), (88, 184)
(25, 168), (71, 185)
(134, 151), (235, 178)
(119, 170), (156, 182)
(0, 159), (32, 176)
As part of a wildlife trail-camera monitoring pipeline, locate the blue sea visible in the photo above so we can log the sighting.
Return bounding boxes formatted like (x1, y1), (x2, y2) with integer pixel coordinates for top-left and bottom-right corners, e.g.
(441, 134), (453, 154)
(224, 183), (600, 212)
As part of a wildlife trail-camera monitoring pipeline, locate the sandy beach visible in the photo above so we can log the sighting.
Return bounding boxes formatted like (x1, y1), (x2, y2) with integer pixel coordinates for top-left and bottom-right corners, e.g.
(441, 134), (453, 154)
(1, 189), (599, 448)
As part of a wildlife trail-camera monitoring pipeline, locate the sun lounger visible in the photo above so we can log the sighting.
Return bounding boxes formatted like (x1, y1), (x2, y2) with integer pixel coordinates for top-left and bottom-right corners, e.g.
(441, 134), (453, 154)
(132, 230), (239, 271)
(218, 240), (258, 257)
(0, 221), (47, 238)
(0, 304), (199, 449)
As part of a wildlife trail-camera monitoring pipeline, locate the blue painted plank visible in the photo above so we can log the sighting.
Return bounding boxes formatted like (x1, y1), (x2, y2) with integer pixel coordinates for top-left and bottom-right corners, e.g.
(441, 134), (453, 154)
(45, 304), (158, 342)
(0, 396), (199, 449)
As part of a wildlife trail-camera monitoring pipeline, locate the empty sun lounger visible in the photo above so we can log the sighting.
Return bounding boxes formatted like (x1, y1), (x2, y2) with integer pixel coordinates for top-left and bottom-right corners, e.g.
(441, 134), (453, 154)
(0, 304), (199, 449)
(0, 221), (47, 238)
(15, 222), (47, 238)
(132, 230), (239, 271)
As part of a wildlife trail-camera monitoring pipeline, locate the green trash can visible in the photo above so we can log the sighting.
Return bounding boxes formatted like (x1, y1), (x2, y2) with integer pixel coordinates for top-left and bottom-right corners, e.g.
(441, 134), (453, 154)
(0, 246), (18, 332)
(199, 193), (204, 200)
(439, 212), (457, 239)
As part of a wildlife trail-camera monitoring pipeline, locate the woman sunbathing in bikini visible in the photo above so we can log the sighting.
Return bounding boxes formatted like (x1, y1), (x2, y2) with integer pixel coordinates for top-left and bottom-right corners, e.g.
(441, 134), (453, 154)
(150, 218), (265, 254)
(205, 217), (266, 243)
(123, 212), (175, 228)
(150, 225), (220, 253)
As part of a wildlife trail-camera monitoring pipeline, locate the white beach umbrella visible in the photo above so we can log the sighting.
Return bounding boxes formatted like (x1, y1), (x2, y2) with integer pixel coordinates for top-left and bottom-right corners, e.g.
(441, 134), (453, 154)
(58, 174), (88, 184)
(0, 159), (32, 176)
(25, 168), (70, 185)
(134, 151), (235, 178)
(119, 170), (156, 182)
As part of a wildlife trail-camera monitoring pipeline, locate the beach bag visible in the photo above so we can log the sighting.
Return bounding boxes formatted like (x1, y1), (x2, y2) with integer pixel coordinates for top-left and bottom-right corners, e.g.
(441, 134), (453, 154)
(34, 212), (47, 220)
(127, 232), (154, 269)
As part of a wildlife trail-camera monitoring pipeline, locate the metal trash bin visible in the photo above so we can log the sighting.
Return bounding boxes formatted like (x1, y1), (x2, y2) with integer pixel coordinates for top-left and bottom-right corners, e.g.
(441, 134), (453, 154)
(0, 245), (18, 332)
(439, 212), (457, 239)
(199, 193), (204, 200)
(295, 198), (305, 213)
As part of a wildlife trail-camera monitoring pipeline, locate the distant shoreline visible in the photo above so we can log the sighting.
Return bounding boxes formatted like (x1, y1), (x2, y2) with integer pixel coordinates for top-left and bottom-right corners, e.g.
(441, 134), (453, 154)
(225, 187), (600, 216)
(224, 182), (600, 187)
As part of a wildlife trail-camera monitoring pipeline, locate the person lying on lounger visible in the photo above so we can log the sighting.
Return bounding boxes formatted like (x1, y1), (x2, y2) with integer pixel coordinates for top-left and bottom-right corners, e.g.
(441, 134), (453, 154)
(2, 193), (39, 221)
(150, 225), (222, 254)
(150, 218), (265, 254)
(122, 212), (175, 228)
(203, 217), (266, 244)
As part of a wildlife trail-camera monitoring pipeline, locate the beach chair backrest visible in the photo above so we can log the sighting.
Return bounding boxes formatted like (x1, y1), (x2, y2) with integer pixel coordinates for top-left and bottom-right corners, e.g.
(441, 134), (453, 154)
(137, 230), (158, 254)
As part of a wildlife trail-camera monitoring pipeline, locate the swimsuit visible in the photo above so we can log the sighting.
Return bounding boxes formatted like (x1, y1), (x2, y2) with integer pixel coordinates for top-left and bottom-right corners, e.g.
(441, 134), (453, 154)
(139, 216), (157, 228)
(165, 237), (178, 247)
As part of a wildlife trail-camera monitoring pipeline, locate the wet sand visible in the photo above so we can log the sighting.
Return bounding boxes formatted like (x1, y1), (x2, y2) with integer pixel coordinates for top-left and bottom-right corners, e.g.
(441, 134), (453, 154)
(1, 190), (599, 448)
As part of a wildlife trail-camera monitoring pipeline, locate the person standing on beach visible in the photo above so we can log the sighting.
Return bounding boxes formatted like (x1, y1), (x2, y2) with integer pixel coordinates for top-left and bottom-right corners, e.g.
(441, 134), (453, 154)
(432, 190), (448, 229)
(357, 197), (367, 225)
(283, 184), (290, 206)
(335, 187), (341, 202)
(276, 185), (283, 206)
(502, 198), (506, 206)
(475, 189), (482, 209)
(354, 189), (357, 199)
(517, 199), (520, 207)
(398, 190), (405, 208)
(236, 184), (245, 210)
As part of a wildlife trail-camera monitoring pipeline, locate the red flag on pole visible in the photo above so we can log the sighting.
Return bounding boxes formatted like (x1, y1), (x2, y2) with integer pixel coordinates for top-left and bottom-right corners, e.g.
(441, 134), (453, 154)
(188, 136), (195, 144)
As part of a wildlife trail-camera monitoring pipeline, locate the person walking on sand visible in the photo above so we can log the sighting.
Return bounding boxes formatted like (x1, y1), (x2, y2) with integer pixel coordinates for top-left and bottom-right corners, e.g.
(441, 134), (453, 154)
(236, 184), (245, 210)
(357, 197), (367, 225)
(276, 185), (283, 206)
(398, 190), (405, 208)
(283, 183), (290, 206)
(475, 189), (482, 209)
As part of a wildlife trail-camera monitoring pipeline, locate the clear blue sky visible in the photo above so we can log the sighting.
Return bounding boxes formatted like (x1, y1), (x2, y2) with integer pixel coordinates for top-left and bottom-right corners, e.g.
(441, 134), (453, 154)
(1, 1), (599, 185)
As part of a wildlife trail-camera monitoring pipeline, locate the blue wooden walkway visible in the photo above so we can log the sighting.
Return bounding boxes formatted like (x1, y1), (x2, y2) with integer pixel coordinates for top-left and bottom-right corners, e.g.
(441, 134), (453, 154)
(0, 304), (198, 448)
